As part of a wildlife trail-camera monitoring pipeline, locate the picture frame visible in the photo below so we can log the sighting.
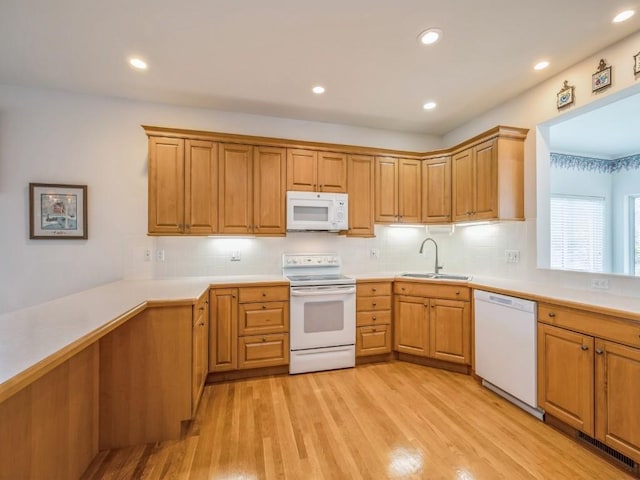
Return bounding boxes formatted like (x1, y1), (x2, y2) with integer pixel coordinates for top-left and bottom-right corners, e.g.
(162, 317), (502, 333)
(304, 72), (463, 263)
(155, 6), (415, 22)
(592, 59), (612, 92)
(29, 183), (88, 239)
(634, 51), (640, 75)
(557, 80), (574, 110)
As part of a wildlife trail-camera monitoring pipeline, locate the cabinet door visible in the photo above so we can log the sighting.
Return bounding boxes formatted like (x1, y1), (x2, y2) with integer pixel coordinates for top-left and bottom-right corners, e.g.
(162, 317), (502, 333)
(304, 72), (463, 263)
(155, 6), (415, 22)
(595, 339), (640, 463)
(393, 296), (428, 356)
(398, 159), (422, 223)
(356, 325), (391, 356)
(537, 323), (594, 435)
(472, 139), (498, 220)
(428, 299), (470, 364)
(375, 156), (398, 223)
(347, 155), (375, 236)
(185, 140), (218, 234)
(287, 148), (317, 191)
(209, 288), (238, 372)
(253, 147), (286, 235)
(422, 156), (451, 223)
(148, 136), (185, 234)
(192, 296), (209, 415)
(451, 148), (473, 222)
(317, 151), (347, 192)
(218, 143), (253, 234)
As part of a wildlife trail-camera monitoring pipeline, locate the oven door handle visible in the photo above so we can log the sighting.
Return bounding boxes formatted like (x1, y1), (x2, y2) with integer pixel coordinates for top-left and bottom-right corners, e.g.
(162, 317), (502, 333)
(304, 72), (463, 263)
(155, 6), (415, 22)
(290, 286), (356, 296)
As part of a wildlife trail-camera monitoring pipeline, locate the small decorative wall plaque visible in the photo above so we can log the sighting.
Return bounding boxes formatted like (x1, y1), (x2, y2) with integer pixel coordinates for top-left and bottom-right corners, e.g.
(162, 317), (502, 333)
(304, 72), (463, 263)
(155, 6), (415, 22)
(557, 80), (575, 110)
(592, 59), (612, 92)
(634, 52), (640, 75)
(29, 183), (88, 239)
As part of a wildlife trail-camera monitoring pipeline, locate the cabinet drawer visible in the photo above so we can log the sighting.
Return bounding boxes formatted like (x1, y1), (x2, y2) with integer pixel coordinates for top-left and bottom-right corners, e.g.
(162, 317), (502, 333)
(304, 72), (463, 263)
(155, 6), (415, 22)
(356, 282), (392, 297)
(356, 325), (391, 356)
(356, 310), (391, 327)
(238, 285), (289, 303)
(238, 333), (289, 369)
(538, 303), (640, 348)
(357, 295), (391, 312)
(239, 301), (289, 335)
(394, 282), (469, 301)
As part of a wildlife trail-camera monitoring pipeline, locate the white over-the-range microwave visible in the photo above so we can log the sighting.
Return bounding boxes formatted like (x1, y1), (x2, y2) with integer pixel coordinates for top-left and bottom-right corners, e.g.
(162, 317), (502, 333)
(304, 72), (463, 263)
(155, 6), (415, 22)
(286, 191), (348, 232)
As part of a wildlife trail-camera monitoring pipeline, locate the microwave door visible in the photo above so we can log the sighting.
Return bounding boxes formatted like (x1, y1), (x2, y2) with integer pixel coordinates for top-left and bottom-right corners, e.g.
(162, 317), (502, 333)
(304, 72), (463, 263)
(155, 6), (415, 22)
(288, 199), (334, 230)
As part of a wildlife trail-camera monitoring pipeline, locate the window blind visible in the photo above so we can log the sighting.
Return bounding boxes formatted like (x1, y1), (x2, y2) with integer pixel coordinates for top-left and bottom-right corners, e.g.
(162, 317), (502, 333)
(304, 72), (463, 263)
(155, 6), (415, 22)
(550, 195), (604, 272)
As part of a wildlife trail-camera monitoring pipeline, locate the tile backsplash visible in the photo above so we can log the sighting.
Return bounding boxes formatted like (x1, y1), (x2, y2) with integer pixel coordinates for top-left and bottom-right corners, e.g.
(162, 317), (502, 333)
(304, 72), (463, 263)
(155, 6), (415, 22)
(141, 220), (536, 280)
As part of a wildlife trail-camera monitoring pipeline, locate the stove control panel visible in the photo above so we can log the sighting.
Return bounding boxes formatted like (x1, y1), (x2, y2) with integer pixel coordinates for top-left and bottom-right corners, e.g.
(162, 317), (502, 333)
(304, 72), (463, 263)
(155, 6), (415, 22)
(283, 254), (340, 267)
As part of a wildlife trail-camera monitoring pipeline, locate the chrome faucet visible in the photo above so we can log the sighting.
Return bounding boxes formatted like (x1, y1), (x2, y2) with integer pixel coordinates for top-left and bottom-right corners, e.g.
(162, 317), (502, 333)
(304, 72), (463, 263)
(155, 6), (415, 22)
(419, 237), (444, 274)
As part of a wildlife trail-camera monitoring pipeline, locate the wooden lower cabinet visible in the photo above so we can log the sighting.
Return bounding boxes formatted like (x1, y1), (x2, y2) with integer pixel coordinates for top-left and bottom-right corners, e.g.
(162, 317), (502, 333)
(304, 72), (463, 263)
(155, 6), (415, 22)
(538, 308), (640, 464)
(192, 293), (209, 415)
(429, 299), (470, 364)
(537, 323), (594, 435)
(356, 281), (393, 357)
(595, 339), (640, 462)
(210, 284), (290, 373)
(239, 333), (290, 369)
(393, 282), (471, 365)
(356, 324), (391, 356)
(209, 288), (239, 372)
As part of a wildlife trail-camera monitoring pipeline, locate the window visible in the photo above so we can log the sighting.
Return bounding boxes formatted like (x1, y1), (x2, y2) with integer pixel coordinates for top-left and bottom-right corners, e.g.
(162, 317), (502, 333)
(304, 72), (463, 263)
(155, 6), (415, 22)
(632, 195), (640, 276)
(550, 195), (604, 272)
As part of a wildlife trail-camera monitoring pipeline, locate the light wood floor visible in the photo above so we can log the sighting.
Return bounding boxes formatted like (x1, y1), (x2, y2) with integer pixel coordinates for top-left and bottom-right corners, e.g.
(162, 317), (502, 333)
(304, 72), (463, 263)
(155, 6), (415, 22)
(82, 361), (634, 479)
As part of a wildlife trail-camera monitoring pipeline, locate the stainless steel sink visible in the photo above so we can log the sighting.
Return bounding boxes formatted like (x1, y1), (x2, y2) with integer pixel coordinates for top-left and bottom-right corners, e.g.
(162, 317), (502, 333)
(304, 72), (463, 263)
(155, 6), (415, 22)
(400, 273), (472, 281)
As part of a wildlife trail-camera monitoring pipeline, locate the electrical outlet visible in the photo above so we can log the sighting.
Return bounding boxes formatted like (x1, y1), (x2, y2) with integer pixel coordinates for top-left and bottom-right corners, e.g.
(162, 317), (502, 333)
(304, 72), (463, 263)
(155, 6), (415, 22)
(230, 251), (241, 262)
(144, 249), (151, 262)
(156, 249), (165, 262)
(505, 250), (520, 263)
(591, 278), (609, 290)
(370, 248), (380, 259)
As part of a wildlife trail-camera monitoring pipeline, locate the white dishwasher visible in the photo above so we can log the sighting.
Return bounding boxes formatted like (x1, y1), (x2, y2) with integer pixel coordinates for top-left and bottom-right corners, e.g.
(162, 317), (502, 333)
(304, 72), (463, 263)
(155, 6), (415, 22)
(474, 290), (543, 420)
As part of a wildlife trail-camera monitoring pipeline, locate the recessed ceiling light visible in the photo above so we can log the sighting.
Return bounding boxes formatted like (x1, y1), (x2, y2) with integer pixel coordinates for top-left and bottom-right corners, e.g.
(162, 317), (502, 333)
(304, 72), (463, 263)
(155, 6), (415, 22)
(418, 28), (442, 45)
(423, 101), (437, 110)
(613, 10), (635, 22)
(312, 86), (325, 94)
(128, 57), (148, 70)
(534, 61), (550, 71)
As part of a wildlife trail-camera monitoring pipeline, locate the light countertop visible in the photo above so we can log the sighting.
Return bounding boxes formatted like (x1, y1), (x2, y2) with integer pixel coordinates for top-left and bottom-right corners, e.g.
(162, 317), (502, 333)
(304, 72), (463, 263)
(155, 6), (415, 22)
(2, 272), (639, 403)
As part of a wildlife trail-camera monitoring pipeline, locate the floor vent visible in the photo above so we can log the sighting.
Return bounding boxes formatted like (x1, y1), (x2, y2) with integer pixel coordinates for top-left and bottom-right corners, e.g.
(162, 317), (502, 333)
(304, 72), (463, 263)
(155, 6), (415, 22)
(577, 432), (637, 471)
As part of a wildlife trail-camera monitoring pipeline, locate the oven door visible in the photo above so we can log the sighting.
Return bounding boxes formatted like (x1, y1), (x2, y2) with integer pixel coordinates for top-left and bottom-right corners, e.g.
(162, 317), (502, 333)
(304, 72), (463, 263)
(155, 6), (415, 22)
(289, 285), (356, 350)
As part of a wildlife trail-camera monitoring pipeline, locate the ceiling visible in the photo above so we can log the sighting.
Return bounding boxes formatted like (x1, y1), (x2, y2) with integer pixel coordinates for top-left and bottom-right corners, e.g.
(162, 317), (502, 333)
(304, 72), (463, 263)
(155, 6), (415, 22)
(0, 0), (639, 135)
(550, 88), (640, 158)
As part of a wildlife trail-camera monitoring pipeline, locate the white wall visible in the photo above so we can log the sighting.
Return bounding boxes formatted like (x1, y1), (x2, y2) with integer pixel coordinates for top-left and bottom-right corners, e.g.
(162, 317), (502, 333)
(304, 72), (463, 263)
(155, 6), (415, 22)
(612, 168), (640, 273)
(0, 85), (441, 313)
(443, 30), (640, 296)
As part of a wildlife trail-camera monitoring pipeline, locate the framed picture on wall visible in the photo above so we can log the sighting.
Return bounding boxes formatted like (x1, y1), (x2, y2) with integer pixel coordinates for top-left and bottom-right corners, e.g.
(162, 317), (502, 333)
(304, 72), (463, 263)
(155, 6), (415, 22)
(634, 51), (640, 75)
(592, 59), (612, 92)
(556, 80), (574, 110)
(29, 183), (88, 239)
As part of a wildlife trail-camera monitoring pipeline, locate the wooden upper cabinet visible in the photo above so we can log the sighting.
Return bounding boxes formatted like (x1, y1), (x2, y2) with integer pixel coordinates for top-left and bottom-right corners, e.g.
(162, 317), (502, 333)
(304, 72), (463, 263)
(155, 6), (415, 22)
(287, 148), (317, 191)
(452, 132), (525, 222)
(398, 159), (421, 223)
(218, 143), (253, 234)
(287, 148), (347, 192)
(253, 147), (286, 235)
(148, 136), (185, 234)
(347, 154), (375, 237)
(595, 339), (640, 463)
(317, 152), (347, 192)
(185, 140), (218, 234)
(375, 157), (421, 224)
(422, 156), (451, 223)
(537, 323), (594, 436)
(148, 136), (219, 235)
(375, 156), (398, 223)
